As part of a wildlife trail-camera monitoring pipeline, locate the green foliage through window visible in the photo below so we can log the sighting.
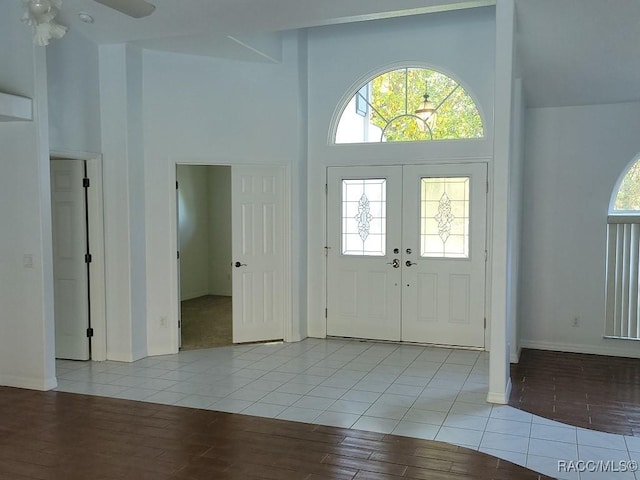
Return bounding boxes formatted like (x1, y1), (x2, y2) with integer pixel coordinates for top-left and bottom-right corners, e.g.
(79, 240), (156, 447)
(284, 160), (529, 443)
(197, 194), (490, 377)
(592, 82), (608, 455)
(335, 67), (483, 144)
(614, 160), (640, 211)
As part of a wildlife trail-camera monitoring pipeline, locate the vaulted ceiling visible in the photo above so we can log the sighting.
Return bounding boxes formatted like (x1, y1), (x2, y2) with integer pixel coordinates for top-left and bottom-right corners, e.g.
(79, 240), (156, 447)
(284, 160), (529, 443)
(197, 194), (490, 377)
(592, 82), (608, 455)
(54, 0), (640, 108)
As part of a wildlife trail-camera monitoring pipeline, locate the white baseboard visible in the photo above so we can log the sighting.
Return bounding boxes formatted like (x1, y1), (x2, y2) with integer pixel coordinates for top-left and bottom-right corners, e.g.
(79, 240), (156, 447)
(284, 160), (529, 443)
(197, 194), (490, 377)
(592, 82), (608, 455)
(0, 374), (57, 391)
(107, 350), (147, 363)
(132, 349), (147, 362)
(486, 377), (512, 404)
(208, 290), (232, 297)
(147, 346), (180, 357)
(510, 346), (521, 364)
(520, 339), (640, 358)
(286, 333), (304, 343)
(106, 352), (133, 362)
(180, 290), (209, 301)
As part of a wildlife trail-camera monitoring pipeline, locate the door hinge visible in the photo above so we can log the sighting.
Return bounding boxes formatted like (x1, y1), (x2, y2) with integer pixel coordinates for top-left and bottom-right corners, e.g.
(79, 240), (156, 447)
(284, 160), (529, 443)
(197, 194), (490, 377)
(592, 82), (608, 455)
(83, 177), (90, 188)
(324, 246), (330, 257)
(486, 180), (489, 194)
(177, 251), (180, 259)
(85, 253), (92, 263)
(178, 320), (181, 328)
(325, 183), (328, 194)
(484, 318), (487, 329)
(176, 181), (179, 190)
(86, 327), (94, 338)
(325, 308), (328, 318)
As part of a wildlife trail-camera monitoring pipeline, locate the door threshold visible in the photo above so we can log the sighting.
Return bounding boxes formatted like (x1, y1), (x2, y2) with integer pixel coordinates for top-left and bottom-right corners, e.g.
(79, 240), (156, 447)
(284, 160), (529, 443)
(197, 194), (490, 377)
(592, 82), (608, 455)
(326, 336), (485, 351)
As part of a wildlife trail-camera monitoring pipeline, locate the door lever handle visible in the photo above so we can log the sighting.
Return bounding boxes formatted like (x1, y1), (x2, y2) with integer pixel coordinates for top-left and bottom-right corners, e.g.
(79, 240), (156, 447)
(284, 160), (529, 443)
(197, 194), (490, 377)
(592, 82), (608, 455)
(234, 261), (247, 268)
(386, 259), (400, 268)
(405, 260), (417, 267)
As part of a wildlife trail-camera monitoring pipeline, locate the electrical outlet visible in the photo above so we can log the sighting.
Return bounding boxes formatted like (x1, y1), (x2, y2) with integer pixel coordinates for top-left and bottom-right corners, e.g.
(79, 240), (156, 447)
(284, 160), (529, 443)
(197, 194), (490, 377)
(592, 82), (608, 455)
(572, 317), (580, 327)
(160, 315), (168, 328)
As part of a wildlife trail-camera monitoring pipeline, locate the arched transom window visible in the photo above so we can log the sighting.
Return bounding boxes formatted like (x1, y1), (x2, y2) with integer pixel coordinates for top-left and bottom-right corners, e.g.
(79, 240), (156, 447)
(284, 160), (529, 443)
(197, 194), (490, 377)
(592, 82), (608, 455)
(612, 159), (640, 212)
(335, 67), (484, 144)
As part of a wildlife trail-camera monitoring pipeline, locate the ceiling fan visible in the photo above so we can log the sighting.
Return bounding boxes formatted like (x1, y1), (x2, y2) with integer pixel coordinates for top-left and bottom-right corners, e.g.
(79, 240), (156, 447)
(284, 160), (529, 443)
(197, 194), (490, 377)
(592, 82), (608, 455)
(93, 0), (156, 18)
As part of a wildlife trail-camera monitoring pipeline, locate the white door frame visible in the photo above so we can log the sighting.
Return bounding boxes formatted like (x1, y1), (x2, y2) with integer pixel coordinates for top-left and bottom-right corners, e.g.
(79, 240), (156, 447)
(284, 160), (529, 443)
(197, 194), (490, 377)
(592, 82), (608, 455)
(324, 161), (490, 349)
(169, 161), (292, 352)
(50, 151), (107, 361)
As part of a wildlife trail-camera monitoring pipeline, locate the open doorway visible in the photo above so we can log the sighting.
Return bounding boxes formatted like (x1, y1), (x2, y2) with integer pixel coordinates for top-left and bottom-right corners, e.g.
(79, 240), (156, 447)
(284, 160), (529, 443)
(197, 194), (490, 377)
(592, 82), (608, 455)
(177, 165), (232, 349)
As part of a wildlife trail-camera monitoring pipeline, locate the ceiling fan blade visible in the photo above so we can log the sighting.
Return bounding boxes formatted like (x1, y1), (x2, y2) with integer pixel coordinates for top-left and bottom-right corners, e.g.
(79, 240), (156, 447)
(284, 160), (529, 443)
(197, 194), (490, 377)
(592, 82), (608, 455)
(93, 0), (156, 18)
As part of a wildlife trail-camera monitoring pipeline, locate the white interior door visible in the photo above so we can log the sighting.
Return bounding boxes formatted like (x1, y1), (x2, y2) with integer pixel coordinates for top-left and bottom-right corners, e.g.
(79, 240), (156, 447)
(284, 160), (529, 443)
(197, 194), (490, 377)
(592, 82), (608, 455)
(326, 163), (487, 347)
(326, 167), (403, 340)
(51, 159), (90, 360)
(401, 163), (487, 347)
(231, 165), (285, 343)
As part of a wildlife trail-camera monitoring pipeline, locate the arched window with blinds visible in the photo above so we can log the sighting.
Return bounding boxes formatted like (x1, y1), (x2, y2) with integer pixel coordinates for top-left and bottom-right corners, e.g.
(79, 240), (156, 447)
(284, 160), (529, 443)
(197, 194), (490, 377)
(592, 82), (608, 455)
(606, 156), (640, 339)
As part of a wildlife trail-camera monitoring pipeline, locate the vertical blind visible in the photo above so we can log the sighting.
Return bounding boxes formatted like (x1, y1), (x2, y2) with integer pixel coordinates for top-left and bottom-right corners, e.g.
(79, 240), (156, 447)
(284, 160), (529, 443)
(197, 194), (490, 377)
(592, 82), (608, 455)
(605, 216), (640, 339)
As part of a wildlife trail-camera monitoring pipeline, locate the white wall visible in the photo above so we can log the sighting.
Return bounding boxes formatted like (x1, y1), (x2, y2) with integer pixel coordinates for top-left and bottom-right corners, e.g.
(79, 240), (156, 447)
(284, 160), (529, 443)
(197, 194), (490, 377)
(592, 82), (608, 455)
(177, 165), (211, 300)
(520, 101), (640, 358)
(127, 46), (148, 360)
(306, 7), (496, 338)
(99, 44), (147, 361)
(143, 32), (306, 355)
(208, 166), (232, 296)
(47, 29), (101, 155)
(0, 1), (56, 390)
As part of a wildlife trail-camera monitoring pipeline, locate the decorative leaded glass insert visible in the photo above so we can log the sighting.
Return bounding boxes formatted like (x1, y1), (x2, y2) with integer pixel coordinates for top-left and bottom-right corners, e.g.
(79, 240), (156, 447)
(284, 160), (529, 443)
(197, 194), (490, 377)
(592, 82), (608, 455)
(420, 177), (469, 258)
(342, 179), (386, 256)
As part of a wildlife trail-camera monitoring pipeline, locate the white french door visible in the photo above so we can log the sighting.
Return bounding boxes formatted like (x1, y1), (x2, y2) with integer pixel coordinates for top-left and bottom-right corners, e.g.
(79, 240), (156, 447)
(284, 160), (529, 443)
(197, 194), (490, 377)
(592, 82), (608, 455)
(401, 163), (487, 346)
(231, 166), (285, 343)
(327, 167), (403, 340)
(326, 163), (487, 348)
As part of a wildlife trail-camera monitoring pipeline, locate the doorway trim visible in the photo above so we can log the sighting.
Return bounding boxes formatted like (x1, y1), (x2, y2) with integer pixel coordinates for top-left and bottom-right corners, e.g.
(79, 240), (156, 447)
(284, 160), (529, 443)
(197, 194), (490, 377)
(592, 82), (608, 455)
(169, 160), (293, 352)
(50, 150), (107, 361)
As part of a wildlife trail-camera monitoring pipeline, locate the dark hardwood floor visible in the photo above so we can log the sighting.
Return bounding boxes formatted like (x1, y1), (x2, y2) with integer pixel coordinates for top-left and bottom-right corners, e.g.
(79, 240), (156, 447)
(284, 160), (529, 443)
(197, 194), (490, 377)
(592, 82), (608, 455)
(510, 348), (640, 436)
(0, 387), (553, 480)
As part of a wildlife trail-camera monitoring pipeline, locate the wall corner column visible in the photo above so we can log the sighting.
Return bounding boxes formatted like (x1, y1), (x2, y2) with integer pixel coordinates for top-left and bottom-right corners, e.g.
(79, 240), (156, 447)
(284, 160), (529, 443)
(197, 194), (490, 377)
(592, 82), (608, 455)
(99, 44), (147, 362)
(488, 0), (515, 404)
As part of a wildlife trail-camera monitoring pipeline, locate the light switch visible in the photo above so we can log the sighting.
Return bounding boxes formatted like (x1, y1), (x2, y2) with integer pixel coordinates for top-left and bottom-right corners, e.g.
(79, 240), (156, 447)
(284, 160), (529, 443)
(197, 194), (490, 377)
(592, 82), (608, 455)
(23, 254), (34, 268)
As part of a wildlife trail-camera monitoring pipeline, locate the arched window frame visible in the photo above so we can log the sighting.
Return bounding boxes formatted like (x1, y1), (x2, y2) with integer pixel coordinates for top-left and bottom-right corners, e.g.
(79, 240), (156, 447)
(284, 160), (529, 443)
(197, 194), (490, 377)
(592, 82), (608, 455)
(330, 63), (486, 146)
(605, 153), (640, 340)
(609, 154), (640, 215)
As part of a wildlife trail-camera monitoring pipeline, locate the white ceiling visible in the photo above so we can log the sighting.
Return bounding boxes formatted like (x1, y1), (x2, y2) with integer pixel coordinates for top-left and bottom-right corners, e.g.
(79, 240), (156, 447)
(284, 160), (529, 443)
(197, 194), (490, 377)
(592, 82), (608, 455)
(55, 0), (640, 108)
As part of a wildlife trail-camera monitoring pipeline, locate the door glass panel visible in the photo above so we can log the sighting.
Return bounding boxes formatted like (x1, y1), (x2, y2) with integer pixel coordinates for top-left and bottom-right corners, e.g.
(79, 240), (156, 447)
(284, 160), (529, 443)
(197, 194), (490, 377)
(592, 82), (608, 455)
(342, 179), (386, 256)
(420, 177), (469, 258)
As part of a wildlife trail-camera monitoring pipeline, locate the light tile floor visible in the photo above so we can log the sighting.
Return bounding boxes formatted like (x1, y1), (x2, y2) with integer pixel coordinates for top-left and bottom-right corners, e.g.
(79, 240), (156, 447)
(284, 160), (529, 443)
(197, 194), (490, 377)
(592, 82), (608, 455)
(55, 338), (640, 480)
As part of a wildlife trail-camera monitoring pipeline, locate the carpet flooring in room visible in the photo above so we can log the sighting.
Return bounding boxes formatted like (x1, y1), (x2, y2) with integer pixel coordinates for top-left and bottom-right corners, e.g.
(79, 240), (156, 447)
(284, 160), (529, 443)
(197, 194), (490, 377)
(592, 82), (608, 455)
(180, 295), (232, 350)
